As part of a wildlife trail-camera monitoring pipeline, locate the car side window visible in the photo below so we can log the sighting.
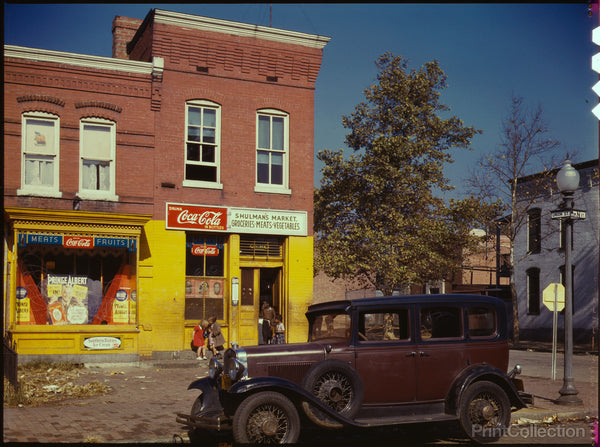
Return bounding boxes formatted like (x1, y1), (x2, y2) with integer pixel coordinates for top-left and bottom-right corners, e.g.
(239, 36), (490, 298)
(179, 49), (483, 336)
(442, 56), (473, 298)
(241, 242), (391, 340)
(310, 312), (351, 341)
(467, 306), (497, 338)
(358, 309), (410, 342)
(420, 306), (462, 340)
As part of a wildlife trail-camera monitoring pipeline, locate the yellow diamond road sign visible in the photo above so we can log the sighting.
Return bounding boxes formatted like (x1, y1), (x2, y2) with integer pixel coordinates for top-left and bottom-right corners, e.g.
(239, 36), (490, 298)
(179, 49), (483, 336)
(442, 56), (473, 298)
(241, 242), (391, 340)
(543, 283), (565, 312)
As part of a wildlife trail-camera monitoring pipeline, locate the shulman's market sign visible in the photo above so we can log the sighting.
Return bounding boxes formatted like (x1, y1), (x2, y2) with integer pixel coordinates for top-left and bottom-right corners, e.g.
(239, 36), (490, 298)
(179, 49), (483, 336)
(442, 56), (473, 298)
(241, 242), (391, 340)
(165, 203), (307, 236)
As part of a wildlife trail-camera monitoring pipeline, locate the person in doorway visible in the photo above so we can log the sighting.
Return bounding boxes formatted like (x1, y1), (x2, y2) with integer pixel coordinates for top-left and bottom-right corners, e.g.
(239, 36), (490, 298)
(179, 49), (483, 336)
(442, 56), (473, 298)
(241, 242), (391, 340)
(259, 301), (275, 344)
(192, 320), (208, 360)
(208, 316), (225, 358)
(273, 314), (285, 344)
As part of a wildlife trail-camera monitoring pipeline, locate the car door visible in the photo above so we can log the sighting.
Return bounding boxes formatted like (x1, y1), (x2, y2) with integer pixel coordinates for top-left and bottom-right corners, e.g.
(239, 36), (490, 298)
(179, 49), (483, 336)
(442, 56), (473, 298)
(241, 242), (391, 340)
(415, 304), (468, 401)
(354, 306), (417, 404)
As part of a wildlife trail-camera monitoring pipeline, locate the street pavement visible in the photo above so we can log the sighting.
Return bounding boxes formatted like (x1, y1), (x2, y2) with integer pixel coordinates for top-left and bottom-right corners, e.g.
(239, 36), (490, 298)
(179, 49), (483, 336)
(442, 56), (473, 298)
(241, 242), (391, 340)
(3, 349), (597, 444)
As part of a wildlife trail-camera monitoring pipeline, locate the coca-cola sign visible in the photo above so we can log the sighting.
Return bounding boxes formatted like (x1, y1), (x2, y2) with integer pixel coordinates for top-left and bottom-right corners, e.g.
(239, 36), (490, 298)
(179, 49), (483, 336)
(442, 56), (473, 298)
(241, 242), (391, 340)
(166, 203), (227, 231)
(191, 244), (219, 256)
(63, 236), (94, 249)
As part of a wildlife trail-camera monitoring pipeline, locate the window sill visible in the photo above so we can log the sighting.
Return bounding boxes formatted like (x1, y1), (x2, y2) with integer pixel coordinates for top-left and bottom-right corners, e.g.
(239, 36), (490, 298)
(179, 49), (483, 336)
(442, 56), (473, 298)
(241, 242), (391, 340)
(17, 188), (63, 198)
(77, 191), (119, 201)
(183, 180), (224, 190)
(254, 185), (292, 195)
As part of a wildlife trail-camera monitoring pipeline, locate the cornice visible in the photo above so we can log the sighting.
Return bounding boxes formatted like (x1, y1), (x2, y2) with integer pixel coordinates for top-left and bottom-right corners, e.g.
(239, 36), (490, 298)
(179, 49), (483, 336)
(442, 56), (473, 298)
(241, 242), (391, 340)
(5, 207), (151, 229)
(4, 45), (154, 75)
(153, 9), (331, 50)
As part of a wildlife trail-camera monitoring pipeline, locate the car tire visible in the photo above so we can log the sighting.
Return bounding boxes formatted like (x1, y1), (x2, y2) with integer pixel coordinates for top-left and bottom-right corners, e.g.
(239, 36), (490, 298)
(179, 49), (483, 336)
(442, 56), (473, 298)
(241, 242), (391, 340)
(232, 391), (301, 444)
(301, 359), (364, 429)
(459, 380), (511, 444)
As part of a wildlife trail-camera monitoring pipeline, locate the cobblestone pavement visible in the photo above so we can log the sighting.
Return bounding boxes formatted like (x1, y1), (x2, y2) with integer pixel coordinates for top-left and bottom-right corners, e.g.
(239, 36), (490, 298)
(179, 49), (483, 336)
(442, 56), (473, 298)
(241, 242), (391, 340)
(3, 350), (597, 444)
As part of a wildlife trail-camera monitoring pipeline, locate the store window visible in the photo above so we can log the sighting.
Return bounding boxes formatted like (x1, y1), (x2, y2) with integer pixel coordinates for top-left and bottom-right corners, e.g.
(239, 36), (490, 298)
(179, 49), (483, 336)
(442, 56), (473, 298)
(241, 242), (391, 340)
(16, 234), (137, 326)
(185, 234), (225, 320)
(255, 109), (290, 193)
(79, 118), (117, 200)
(19, 112), (61, 197)
(184, 100), (221, 188)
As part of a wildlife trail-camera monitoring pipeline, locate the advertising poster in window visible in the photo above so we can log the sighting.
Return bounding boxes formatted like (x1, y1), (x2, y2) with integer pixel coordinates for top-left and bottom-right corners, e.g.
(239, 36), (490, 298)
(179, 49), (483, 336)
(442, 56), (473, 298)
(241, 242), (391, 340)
(17, 259), (50, 325)
(46, 274), (89, 325)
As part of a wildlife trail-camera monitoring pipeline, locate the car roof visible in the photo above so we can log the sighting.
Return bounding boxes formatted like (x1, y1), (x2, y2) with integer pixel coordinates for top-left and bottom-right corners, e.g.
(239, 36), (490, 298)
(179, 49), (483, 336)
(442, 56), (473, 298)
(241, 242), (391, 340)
(307, 294), (505, 313)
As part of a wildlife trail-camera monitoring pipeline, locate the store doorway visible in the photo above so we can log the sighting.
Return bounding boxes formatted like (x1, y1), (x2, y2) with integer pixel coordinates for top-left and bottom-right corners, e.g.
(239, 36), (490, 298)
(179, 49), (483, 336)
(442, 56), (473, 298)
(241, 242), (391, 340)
(238, 267), (281, 346)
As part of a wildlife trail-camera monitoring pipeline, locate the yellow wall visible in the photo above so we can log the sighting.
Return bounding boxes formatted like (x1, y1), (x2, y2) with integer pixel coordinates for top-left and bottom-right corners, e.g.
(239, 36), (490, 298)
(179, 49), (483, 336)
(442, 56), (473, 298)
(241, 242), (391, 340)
(138, 220), (186, 357)
(286, 236), (314, 343)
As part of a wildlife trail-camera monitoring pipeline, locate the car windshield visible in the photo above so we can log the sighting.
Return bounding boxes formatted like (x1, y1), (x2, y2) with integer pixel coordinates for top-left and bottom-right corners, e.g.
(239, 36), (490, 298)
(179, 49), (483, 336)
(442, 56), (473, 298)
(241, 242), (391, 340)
(309, 312), (351, 341)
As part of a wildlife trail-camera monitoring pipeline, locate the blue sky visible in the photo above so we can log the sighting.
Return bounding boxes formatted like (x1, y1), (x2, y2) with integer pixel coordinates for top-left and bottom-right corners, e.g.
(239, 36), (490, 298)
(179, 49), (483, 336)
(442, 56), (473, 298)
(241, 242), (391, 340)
(5, 3), (598, 195)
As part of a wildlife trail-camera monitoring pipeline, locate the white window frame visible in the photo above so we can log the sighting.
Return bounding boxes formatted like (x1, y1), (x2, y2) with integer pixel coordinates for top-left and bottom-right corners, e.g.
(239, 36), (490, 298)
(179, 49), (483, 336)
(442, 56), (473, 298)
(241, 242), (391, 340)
(255, 109), (291, 194)
(17, 111), (62, 198)
(78, 117), (118, 201)
(183, 99), (223, 190)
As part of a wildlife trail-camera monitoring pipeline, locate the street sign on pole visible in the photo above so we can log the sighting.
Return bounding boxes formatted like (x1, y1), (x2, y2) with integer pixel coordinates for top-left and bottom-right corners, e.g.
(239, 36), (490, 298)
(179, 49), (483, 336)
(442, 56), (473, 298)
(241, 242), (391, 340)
(550, 209), (586, 220)
(543, 283), (565, 312)
(543, 283), (565, 380)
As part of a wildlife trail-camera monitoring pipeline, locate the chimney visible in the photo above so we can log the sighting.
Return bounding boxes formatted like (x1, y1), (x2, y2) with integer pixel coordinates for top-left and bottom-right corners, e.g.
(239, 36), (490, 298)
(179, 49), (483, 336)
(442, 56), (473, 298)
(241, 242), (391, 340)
(112, 16), (143, 59)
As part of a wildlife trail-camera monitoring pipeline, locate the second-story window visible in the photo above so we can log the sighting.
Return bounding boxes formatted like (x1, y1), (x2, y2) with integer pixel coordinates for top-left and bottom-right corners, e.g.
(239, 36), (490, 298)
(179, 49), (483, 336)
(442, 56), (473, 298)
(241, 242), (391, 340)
(527, 208), (541, 254)
(184, 100), (221, 187)
(79, 118), (117, 200)
(19, 112), (61, 197)
(256, 109), (290, 193)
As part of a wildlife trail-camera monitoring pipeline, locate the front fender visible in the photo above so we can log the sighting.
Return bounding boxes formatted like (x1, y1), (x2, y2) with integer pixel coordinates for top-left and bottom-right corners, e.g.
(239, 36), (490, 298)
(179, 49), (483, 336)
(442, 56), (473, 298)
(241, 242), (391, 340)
(447, 365), (527, 415)
(187, 377), (223, 418)
(228, 376), (364, 428)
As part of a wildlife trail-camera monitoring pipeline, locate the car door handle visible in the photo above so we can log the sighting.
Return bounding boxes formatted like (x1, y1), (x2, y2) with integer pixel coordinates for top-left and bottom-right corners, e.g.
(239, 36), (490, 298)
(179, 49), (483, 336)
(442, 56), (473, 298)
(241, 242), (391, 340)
(419, 351), (430, 357)
(406, 352), (416, 357)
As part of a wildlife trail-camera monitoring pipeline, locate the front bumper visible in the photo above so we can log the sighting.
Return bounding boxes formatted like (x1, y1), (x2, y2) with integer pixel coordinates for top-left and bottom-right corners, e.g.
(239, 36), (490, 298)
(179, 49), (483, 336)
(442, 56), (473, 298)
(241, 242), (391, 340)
(175, 411), (230, 431)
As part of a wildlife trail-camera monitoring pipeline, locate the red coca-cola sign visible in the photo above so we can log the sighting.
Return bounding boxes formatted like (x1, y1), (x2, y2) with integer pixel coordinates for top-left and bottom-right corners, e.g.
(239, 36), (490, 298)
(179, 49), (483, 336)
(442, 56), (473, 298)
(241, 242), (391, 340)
(191, 244), (219, 256)
(64, 236), (94, 249)
(166, 203), (227, 231)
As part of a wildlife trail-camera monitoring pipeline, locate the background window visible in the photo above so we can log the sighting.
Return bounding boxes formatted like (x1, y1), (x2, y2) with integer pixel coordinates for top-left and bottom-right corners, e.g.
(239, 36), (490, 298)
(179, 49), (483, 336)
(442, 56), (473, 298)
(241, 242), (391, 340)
(80, 118), (117, 199)
(527, 208), (541, 254)
(185, 101), (220, 185)
(20, 112), (60, 195)
(256, 110), (288, 189)
(526, 267), (540, 315)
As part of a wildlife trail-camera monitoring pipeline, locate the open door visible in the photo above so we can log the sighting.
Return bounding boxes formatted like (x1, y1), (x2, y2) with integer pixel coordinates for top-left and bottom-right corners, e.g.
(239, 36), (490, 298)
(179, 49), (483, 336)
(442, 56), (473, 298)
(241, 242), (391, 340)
(238, 267), (282, 347)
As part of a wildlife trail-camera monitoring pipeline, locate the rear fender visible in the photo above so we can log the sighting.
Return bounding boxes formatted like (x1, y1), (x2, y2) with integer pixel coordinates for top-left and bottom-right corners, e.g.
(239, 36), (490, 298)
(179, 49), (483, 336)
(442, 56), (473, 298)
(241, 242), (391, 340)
(228, 376), (363, 428)
(447, 365), (527, 415)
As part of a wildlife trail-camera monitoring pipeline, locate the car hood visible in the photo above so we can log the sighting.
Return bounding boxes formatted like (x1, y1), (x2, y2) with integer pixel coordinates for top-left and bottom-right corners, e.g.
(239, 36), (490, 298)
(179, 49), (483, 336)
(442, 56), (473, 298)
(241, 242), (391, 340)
(241, 341), (347, 385)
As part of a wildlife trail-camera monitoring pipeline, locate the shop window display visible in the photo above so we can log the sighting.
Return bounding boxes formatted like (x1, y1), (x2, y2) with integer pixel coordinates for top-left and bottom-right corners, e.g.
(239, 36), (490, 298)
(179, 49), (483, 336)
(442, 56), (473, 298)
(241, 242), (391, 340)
(185, 234), (225, 321)
(16, 239), (136, 325)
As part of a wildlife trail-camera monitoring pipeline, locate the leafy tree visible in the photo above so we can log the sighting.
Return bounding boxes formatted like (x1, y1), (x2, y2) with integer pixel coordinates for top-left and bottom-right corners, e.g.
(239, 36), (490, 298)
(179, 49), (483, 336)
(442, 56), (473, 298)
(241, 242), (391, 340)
(467, 94), (560, 344)
(314, 53), (499, 296)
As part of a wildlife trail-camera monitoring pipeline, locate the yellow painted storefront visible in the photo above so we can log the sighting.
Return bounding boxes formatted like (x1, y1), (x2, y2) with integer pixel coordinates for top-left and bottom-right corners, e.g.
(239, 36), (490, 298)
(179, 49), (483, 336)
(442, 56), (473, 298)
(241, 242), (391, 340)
(4, 207), (313, 362)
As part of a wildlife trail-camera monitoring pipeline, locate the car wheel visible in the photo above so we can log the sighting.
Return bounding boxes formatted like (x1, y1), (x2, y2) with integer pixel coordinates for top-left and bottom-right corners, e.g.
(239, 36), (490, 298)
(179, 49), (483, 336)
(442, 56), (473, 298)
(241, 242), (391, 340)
(459, 380), (511, 444)
(232, 391), (301, 444)
(301, 359), (363, 429)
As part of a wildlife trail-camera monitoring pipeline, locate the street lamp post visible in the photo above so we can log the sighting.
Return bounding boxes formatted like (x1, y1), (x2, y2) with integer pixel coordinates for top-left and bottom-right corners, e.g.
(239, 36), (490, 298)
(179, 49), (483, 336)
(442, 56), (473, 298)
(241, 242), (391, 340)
(554, 160), (583, 406)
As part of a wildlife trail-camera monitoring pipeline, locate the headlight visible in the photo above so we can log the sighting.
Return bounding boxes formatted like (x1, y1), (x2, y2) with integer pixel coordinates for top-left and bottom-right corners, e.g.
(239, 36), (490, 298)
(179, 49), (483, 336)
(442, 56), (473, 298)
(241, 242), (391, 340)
(209, 358), (223, 379)
(224, 348), (246, 383)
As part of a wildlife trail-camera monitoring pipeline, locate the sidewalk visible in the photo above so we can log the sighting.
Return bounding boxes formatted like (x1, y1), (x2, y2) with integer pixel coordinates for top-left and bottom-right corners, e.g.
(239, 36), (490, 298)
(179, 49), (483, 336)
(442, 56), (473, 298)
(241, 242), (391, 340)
(3, 351), (597, 444)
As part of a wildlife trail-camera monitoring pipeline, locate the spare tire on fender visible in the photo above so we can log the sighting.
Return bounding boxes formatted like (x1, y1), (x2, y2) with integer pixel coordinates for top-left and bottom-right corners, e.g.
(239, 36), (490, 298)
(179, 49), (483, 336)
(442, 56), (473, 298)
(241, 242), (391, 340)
(301, 359), (364, 428)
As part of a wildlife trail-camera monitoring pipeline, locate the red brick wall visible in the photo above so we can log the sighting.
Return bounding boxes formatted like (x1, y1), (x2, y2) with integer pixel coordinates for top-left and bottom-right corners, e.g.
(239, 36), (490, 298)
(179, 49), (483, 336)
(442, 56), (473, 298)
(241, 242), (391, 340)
(112, 16), (143, 60)
(142, 17), (324, 233)
(4, 56), (155, 215)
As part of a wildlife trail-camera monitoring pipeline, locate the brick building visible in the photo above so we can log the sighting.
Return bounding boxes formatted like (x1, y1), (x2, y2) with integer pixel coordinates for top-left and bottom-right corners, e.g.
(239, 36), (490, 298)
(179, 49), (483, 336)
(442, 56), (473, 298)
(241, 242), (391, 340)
(4, 8), (329, 362)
